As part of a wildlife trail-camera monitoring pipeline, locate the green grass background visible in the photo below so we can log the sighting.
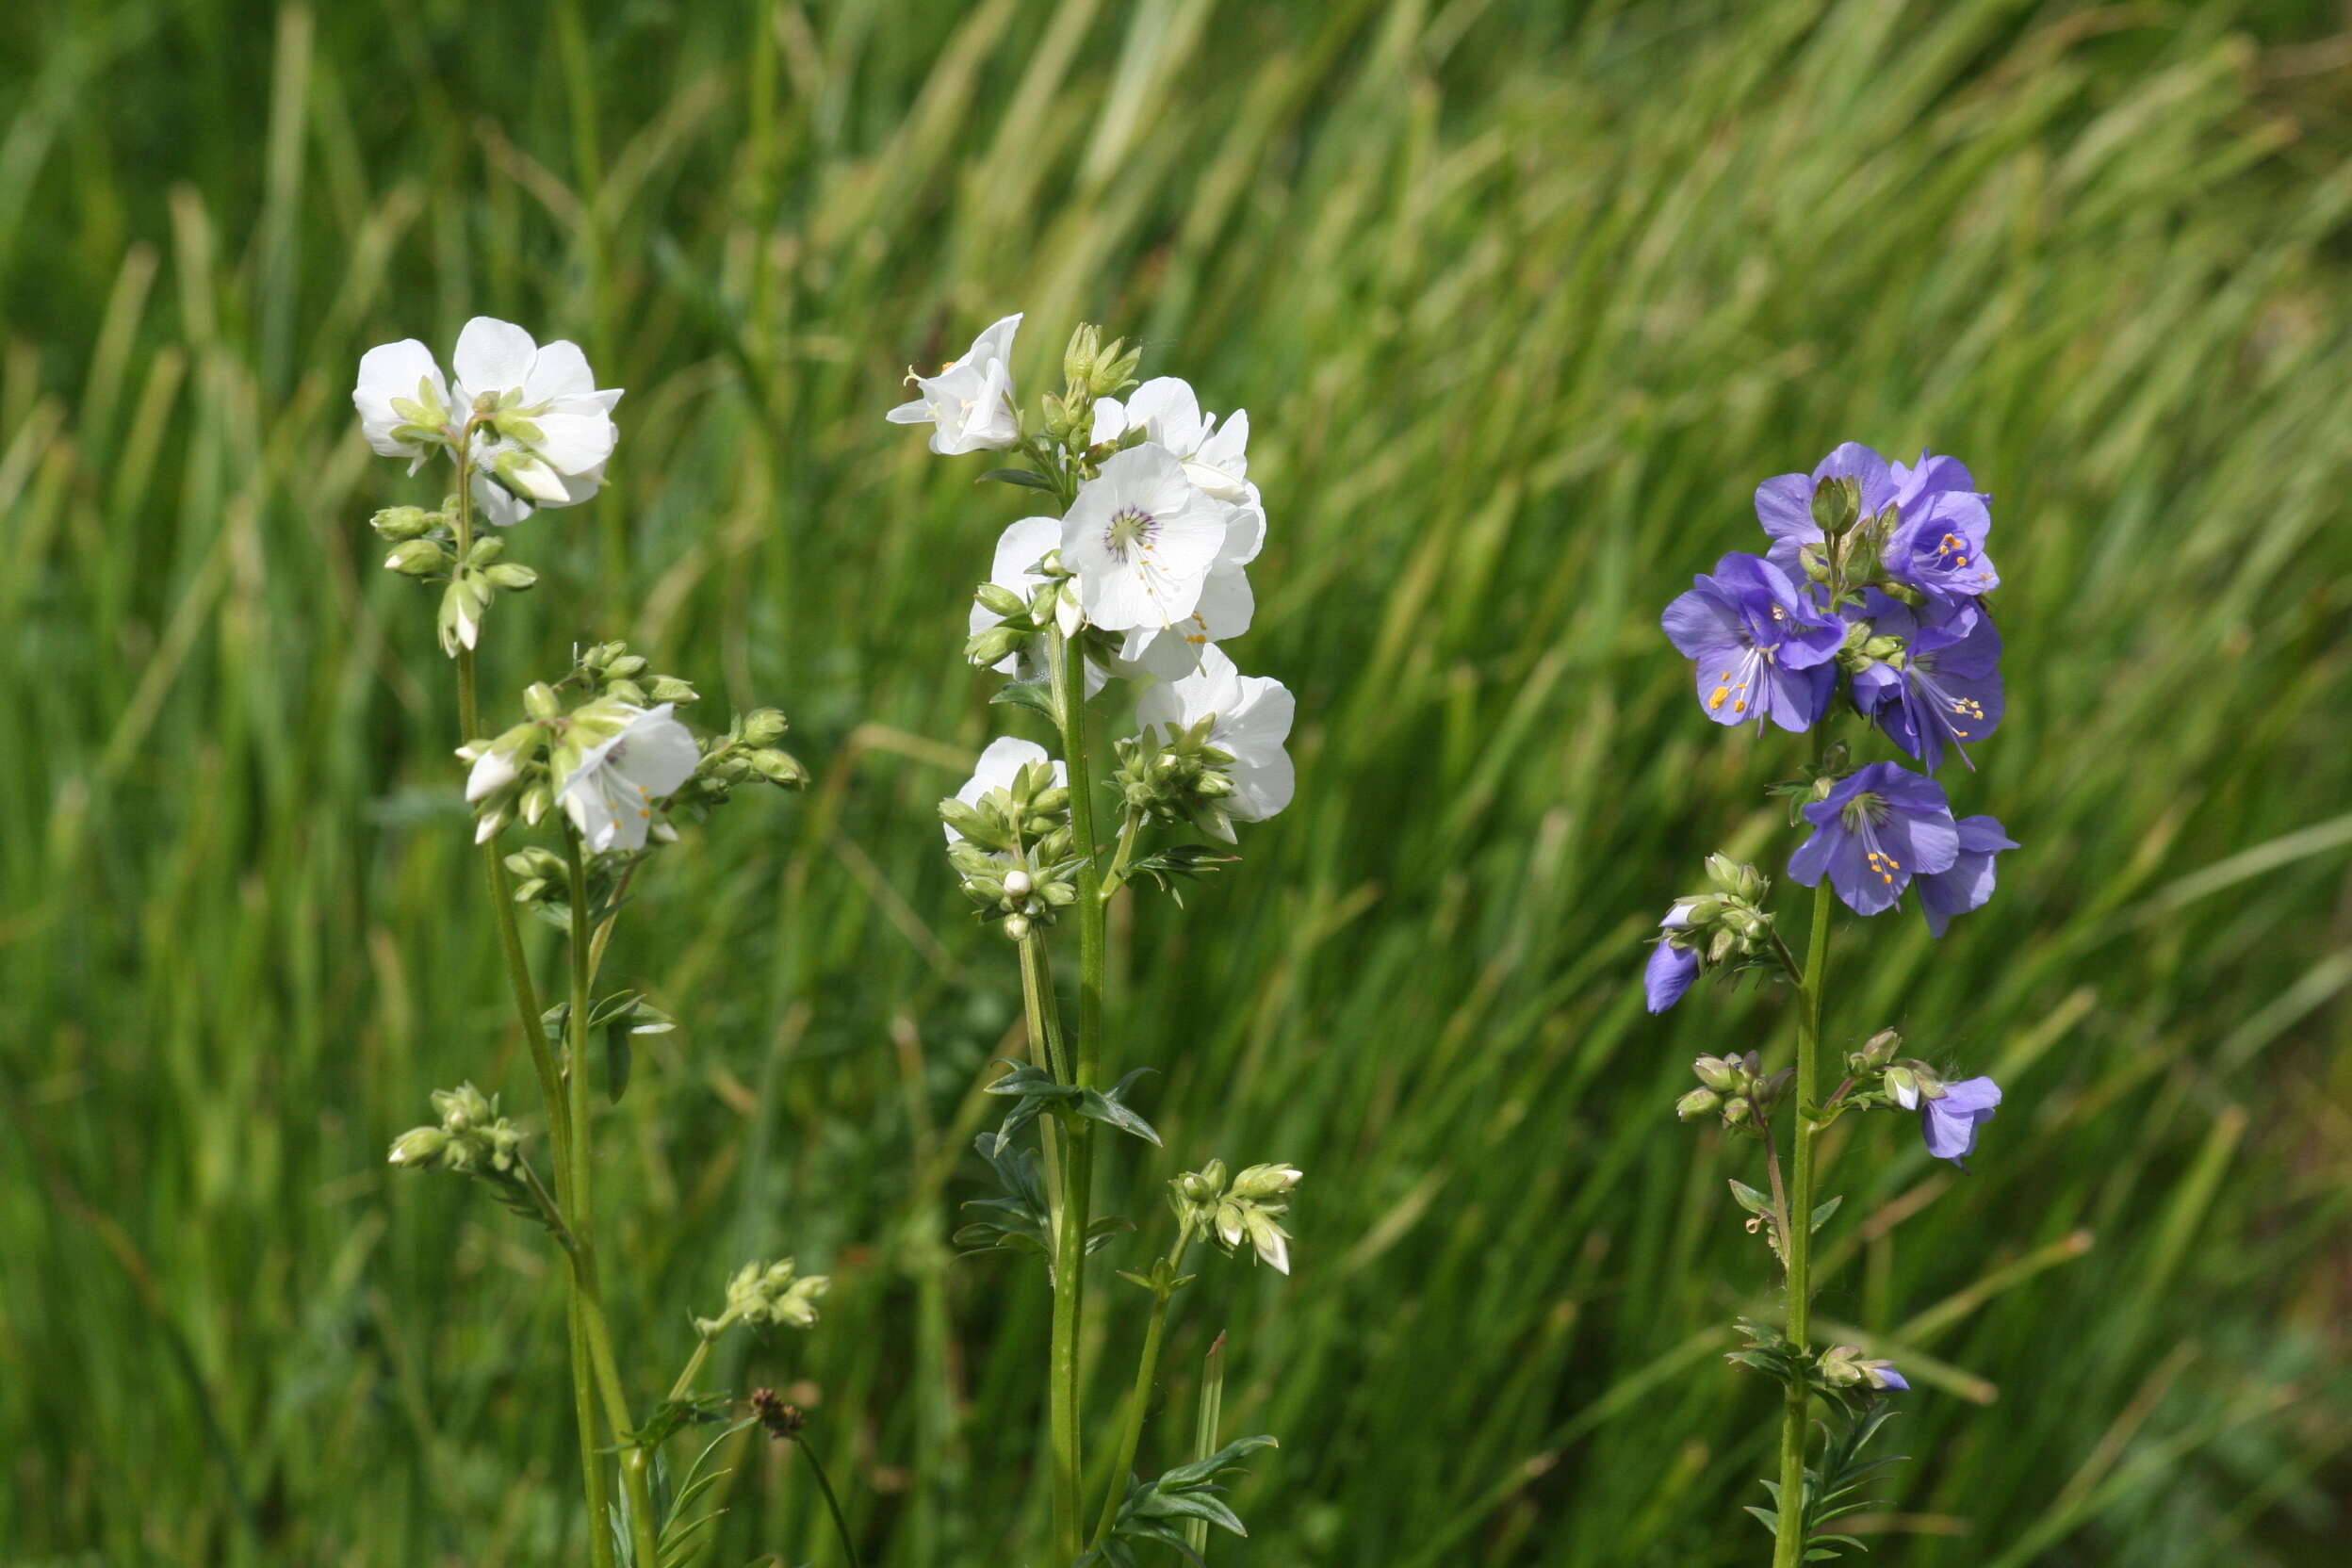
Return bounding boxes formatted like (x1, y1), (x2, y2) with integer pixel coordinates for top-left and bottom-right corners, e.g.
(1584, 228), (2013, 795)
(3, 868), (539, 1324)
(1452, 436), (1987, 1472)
(4, 0), (2350, 1562)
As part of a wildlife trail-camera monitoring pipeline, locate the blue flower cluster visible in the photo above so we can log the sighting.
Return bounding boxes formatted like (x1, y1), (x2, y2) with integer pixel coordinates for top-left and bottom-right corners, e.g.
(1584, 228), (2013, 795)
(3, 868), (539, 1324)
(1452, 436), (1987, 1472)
(1647, 444), (2019, 1170)
(1661, 443), (2016, 929)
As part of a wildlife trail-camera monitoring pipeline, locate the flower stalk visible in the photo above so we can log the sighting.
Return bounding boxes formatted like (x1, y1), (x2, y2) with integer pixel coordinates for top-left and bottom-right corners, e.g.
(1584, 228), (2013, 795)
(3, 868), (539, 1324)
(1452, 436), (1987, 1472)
(1772, 876), (1834, 1568)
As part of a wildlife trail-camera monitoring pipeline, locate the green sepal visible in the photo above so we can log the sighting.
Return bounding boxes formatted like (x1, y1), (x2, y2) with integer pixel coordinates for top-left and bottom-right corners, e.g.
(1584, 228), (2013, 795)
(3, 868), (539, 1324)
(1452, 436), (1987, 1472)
(978, 467), (1057, 491)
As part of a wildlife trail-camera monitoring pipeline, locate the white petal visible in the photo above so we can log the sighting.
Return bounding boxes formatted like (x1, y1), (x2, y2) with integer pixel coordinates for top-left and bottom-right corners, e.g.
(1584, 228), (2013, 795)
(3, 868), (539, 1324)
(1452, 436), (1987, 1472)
(609, 706), (701, 797)
(466, 749), (520, 802)
(523, 338), (597, 402)
(452, 317), (537, 398)
(527, 409), (616, 475)
(353, 339), (447, 454)
(472, 469), (533, 527)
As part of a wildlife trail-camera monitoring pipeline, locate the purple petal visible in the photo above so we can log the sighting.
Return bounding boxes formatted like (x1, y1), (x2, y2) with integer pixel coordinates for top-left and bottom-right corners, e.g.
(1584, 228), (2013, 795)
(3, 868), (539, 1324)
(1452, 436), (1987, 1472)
(1876, 1366), (1911, 1392)
(1939, 1075), (2003, 1114)
(1662, 583), (1742, 660)
(1755, 473), (1817, 544)
(1763, 661), (1836, 733)
(1811, 442), (1895, 516)
(1645, 941), (1700, 1013)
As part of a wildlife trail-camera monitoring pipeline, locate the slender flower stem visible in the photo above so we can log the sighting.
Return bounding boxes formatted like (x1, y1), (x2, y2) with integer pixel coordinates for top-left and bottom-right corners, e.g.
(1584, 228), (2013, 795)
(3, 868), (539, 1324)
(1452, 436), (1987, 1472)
(1091, 1216), (1199, 1548)
(448, 443), (613, 1567)
(1045, 625), (1106, 1565)
(792, 1431), (863, 1568)
(1772, 878), (1836, 1568)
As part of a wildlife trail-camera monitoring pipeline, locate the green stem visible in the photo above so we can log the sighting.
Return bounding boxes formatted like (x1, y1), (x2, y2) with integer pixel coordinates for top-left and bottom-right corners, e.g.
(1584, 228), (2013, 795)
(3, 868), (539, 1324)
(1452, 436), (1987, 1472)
(622, 1446), (662, 1568)
(1091, 1217), (1198, 1548)
(449, 445), (612, 1568)
(1772, 878), (1836, 1568)
(1046, 626), (1105, 1565)
(666, 1338), (713, 1407)
(792, 1431), (863, 1568)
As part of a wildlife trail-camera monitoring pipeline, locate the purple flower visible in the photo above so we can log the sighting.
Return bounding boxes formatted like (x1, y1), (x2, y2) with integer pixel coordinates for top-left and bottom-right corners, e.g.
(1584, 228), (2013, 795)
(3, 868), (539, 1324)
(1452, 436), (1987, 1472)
(1919, 1075), (2001, 1167)
(1660, 553), (1844, 732)
(1876, 1365), (1912, 1392)
(1914, 815), (2017, 938)
(1644, 904), (1701, 1013)
(1644, 939), (1699, 1014)
(1882, 450), (1998, 609)
(1788, 761), (1960, 916)
(1850, 591), (2005, 773)
(1754, 443), (1896, 580)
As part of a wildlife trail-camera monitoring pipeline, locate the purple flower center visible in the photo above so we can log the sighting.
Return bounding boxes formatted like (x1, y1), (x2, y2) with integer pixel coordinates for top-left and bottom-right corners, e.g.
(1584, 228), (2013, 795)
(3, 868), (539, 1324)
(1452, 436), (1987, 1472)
(1105, 505), (1158, 560)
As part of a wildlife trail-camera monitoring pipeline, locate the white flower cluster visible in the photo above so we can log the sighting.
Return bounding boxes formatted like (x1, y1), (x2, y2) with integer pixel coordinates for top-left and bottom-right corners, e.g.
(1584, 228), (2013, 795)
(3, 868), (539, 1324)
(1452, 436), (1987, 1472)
(895, 315), (1294, 832)
(355, 316), (623, 528)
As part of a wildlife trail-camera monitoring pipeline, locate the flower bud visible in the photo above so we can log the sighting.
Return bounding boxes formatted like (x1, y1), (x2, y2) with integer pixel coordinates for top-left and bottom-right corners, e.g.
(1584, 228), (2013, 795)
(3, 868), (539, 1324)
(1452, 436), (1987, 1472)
(1003, 869), (1035, 898)
(1230, 1163), (1302, 1200)
(1882, 1064), (1919, 1109)
(1693, 1055), (1741, 1093)
(387, 1126), (449, 1167)
(370, 505), (437, 541)
(1811, 474), (1861, 538)
(1721, 1096), (1754, 1126)
(1857, 1029), (1901, 1067)
(749, 749), (808, 787)
(1707, 927), (1738, 965)
(974, 581), (1029, 620)
(738, 708), (789, 747)
(384, 539), (446, 577)
(1675, 1086), (1723, 1120)
(965, 625), (1027, 667)
(1063, 323), (1102, 390)
(483, 563), (539, 592)
(1003, 914), (1032, 941)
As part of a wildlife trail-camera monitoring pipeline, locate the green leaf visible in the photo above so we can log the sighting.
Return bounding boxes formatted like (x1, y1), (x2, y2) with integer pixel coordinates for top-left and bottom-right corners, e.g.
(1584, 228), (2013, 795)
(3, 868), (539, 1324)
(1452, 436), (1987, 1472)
(1728, 1178), (1773, 1217)
(1077, 1086), (1162, 1145)
(606, 1016), (633, 1103)
(989, 680), (1059, 721)
(978, 466), (1057, 491)
(1810, 1195), (1843, 1233)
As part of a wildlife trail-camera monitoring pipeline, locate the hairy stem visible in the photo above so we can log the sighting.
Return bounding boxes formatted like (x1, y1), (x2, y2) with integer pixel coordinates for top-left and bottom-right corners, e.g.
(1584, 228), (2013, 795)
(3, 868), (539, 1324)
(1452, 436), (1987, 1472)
(1091, 1217), (1198, 1548)
(1772, 878), (1836, 1568)
(449, 447), (612, 1567)
(1046, 625), (1105, 1564)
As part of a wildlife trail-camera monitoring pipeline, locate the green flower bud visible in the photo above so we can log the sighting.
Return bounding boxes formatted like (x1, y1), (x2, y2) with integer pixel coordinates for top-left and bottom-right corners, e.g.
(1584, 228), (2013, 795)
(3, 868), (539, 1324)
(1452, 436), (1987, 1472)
(384, 539), (446, 578)
(974, 581), (1029, 619)
(1858, 1028), (1901, 1067)
(370, 505), (438, 541)
(387, 1126), (449, 1167)
(483, 563), (539, 592)
(1811, 474), (1861, 538)
(741, 708), (790, 747)
(1693, 1055), (1741, 1092)
(1675, 1086), (1723, 1120)
(1003, 914), (1032, 941)
(1230, 1163), (1302, 1200)
(965, 625), (1027, 667)
(1721, 1095), (1754, 1126)
(749, 749), (808, 787)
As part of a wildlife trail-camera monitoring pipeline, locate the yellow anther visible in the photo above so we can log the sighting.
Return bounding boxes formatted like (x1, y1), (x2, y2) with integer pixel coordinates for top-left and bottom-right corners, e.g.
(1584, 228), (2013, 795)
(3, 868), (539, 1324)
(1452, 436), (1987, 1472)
(1708, 686), (1730, 710)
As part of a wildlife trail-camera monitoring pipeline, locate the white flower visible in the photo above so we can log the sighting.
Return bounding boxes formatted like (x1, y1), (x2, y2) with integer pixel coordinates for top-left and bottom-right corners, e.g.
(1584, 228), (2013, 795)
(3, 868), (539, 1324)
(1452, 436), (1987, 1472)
(1092, 378), (1251, 502)
(466, 747), (520, 803)
(1135, 645), (1295, 838)
(559, 704), (699, 854)
(970, 515), (1110, 694)
(1116, 501), (1264, 680)
(946, 736), (1067, 843)
(887, 313), (1021, 455)
(353, 339), (453, 471)
(1059, 445), (1231, 633)
(450, 318), (623, 527)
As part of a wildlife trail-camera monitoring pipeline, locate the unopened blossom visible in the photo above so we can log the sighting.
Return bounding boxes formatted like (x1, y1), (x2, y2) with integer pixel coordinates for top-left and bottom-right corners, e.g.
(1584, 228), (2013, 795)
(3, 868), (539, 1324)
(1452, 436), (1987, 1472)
(557, 702), (700, 854)
(887, 312), (1021, 454)
(1059, 445), (1233, 633)
(969, 515), (1108, 693)
(946, 736), (1067, 844)
(1914, 816), (2017, 938)
(1644, 904), (1702, 1014)
(1135, 645), (1296, 836)
(1819, 1345), (1910, 1392)
(353, 339), (453, 469)
(449, 318), (623, 527)
(1850, 591), (2005, 772)
(1092, 377), (1253, 502)
(1660, 552), (1844, 731)
(1919, 1075), (2001, 1168)
(1788, 761), (1960, 916)
(1754, 441), (1897, 580)
(1117, 502), (1264, 680)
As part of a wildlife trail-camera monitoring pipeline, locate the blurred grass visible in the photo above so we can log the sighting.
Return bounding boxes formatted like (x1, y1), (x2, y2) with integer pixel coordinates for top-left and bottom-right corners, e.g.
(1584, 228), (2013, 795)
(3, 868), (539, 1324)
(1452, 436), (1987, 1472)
(4, 0), (2351, 1562)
